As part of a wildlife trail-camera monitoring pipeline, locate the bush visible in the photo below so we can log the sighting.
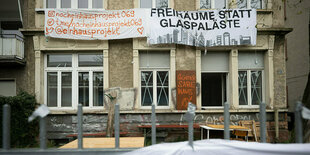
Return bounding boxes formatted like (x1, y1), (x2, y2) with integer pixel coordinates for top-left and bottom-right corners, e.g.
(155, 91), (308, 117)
(0, 91), (39, 148)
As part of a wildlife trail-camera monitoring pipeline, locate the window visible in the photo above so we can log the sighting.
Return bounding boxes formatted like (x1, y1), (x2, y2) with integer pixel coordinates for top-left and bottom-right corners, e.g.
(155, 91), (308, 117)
(237, 0), (266, 9)
(140, 0), (168, 8)
(45, 53), (103, 108)
(200, 0), (227, 9)
(46, 0), (104, 9)
(139, 51), (170, 107)
(238, 52), (264, 106)
(0, 80), (16, 96)
(201, 51), (229, 107)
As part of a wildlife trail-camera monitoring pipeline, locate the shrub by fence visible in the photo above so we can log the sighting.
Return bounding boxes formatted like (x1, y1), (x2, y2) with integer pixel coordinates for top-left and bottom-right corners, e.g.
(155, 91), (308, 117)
(0, 91), (39, 148)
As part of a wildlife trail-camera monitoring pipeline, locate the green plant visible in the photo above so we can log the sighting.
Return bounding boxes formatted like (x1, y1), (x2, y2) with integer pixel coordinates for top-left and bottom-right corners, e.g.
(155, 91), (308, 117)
(0, 91), (39, 148)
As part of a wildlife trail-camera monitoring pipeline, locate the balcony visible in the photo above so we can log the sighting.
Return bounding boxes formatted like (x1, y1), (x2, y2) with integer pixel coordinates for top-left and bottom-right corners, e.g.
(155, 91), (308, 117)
(0, 30), (25, 66)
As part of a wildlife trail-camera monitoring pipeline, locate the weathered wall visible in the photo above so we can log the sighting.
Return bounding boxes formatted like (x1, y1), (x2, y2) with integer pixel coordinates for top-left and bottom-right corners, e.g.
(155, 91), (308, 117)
(273, 35), (287, 109)
(109, 39), (133, 88)
(285, 0), (310, 112)
(174, 0), (196, 11)
(176, 45), (196, 70)
(108, 0), (134, 10)
(22, 0), (36, 29)
(272, 0), (285, 27)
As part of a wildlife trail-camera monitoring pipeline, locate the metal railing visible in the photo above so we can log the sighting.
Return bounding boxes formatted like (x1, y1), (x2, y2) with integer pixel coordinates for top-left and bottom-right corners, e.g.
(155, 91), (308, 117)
(0, 101), (305, 154)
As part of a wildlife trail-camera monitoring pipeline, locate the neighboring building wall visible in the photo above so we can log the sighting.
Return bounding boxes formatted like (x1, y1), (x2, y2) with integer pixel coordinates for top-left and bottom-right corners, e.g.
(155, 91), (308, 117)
(285, 0), (310, 112)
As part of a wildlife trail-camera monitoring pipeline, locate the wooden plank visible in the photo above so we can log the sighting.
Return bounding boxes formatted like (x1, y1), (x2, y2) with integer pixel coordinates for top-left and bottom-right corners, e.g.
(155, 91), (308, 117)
(137, 124), (200, 129)
(60, 137), (145, 149)
(176, 70), (196, 110)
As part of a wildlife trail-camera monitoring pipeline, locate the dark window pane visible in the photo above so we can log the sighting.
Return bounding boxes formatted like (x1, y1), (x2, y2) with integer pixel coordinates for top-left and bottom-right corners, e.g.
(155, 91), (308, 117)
(47, 55), (72, 67)
(93, 72), (103, 106)
(238, 71), (248, 105)
(78, 54), (103, 67)
(141, 87), (153, 106)
(140, 0), (152, 8)
(78, 0), (88, 8)
(93, 0), (103, 8)
(61, 72), (72, 107)
(47, 72), (57, 107)
(61, 0), (71, 8)
(141, 71), (153, 86)
(79, 72), (89, 106)
(157, 71), (169, 106)
(251, 71), (262, 105)
(201, 73), (225, 106)
(47, 0), (56, 8)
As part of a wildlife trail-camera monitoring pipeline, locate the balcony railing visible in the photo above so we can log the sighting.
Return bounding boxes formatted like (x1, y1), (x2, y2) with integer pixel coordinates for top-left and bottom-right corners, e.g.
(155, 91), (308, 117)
(0, 33), (25, 65)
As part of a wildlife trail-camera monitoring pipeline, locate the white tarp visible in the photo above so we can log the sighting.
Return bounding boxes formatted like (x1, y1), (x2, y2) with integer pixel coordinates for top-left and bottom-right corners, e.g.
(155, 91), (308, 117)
(45, 9), (148, 40)
(28, 104), (50, 122)
(45, 8), (257, 47)
(123, 139), (310, 155)
(302, 106), (310, 119)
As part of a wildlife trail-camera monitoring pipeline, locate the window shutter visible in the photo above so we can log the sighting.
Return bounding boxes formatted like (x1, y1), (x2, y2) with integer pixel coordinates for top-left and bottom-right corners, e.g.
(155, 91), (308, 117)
(238, 52), (264, 69)
(139, 51), (170, 68)
(201, 51), (229, 72)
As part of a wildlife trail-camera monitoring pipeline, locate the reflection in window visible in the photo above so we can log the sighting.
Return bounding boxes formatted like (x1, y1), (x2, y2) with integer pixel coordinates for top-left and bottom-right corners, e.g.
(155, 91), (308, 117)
(78, 54), (103, 67)
(47, 55), (72, 67)
(238, 71), (248, 105)
(140, 0), (152, 8)
(61, 72), (72, 107)
(156, 0), (168, 8)
(79, 72), (89, 106)
(141, 71), (153, 106)
(78, 0), (88, 8)
(157, 71), (169, 106)
(251, 0), (263, 9)
(47, 72), (57, 107)
(61, 0), (71, 8)
(93, 72), (103, 106)
(215, 0), (226, 9)
(47, 0), (57, 8)
(251, 71), (262, 105)
(200, 0), (211, 9)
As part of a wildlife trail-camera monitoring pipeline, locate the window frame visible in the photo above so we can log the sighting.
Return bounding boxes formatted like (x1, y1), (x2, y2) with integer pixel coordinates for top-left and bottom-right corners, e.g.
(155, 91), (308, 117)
(201, 71), (229, 109)
(44, 0), (105, 9)
(236, 0), (267, 9)
(44, 53), (104, 110)
(238, 69), (265, 108)
(139, 69), (170, 109)
(139, 0), (170, 8)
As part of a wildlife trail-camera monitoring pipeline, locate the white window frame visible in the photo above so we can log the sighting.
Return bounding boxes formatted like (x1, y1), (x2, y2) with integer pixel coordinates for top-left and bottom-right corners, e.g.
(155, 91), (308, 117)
(44, 53), (104, 110)
(139, 0), (170, 8)
(199, 0), (229, 10)
(238, 69), (265, 108)
(201, 71), (229, 109)
(44, 0), (105, 9)
(139, 69), (170, 109)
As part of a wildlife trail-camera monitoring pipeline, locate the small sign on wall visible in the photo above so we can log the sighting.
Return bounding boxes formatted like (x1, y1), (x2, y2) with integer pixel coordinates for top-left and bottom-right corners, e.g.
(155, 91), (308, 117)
(176, 70), (196, 110)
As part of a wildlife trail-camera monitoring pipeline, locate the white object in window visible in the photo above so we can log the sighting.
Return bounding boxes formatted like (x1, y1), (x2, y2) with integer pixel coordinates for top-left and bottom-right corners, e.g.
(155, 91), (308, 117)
(140, 0), (168, 8)
(45, 53), (104, 108)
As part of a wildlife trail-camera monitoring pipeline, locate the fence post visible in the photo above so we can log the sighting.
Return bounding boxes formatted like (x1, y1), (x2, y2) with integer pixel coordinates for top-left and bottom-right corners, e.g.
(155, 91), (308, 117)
(295, 101), (303, 143)
(115, 103), (120, 148)
(186, 102), (196, 148)
(151, 104), (156, 145)
(224, 102), (230, 140)
(2, 104), (10, 150)
(40, 117), (47, 150)
(77, 104), (83, 149)
(260, 102), (266, 143)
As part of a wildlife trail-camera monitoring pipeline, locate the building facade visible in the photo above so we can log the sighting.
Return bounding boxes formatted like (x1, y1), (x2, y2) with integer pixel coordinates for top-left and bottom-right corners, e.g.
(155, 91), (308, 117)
(1, 0), (293, 143)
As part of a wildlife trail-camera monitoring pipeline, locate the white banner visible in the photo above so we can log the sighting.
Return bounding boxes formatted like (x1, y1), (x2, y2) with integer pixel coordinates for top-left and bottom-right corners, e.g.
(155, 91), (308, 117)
(147, 8), (257, 47)
(45, 9), (148, 40)
(45, 8), (257, 47)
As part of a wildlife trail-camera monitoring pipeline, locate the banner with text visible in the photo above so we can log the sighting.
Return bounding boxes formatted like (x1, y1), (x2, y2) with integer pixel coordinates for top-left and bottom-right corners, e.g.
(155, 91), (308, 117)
(148, 8), (256, 47)
(45, 8), (256, 47)
(45, 9), (147, 40)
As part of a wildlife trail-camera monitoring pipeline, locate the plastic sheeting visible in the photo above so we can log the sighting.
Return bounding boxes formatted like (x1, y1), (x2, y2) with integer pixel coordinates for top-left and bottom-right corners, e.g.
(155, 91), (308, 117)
(124, 139), (310, 155)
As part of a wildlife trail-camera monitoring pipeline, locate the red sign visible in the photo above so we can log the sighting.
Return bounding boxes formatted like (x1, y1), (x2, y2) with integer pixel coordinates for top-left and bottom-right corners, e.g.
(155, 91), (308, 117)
(176, 70), (196, 110)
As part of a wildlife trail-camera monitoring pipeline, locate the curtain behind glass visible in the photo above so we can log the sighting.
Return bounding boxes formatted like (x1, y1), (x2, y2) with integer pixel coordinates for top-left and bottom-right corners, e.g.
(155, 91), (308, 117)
(47, 72), (57, 107)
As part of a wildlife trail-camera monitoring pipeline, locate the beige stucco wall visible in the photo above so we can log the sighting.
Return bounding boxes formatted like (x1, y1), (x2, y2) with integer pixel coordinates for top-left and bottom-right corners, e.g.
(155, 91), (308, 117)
(176, 45), (196, 70)
(109, 39), (133, 88)
(108, 0), (134, 10)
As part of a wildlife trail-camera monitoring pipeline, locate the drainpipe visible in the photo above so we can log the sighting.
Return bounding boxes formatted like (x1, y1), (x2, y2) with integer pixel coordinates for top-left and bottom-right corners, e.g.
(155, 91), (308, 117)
(17, 0), (23, 27)
(275, 108), (279, 142)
